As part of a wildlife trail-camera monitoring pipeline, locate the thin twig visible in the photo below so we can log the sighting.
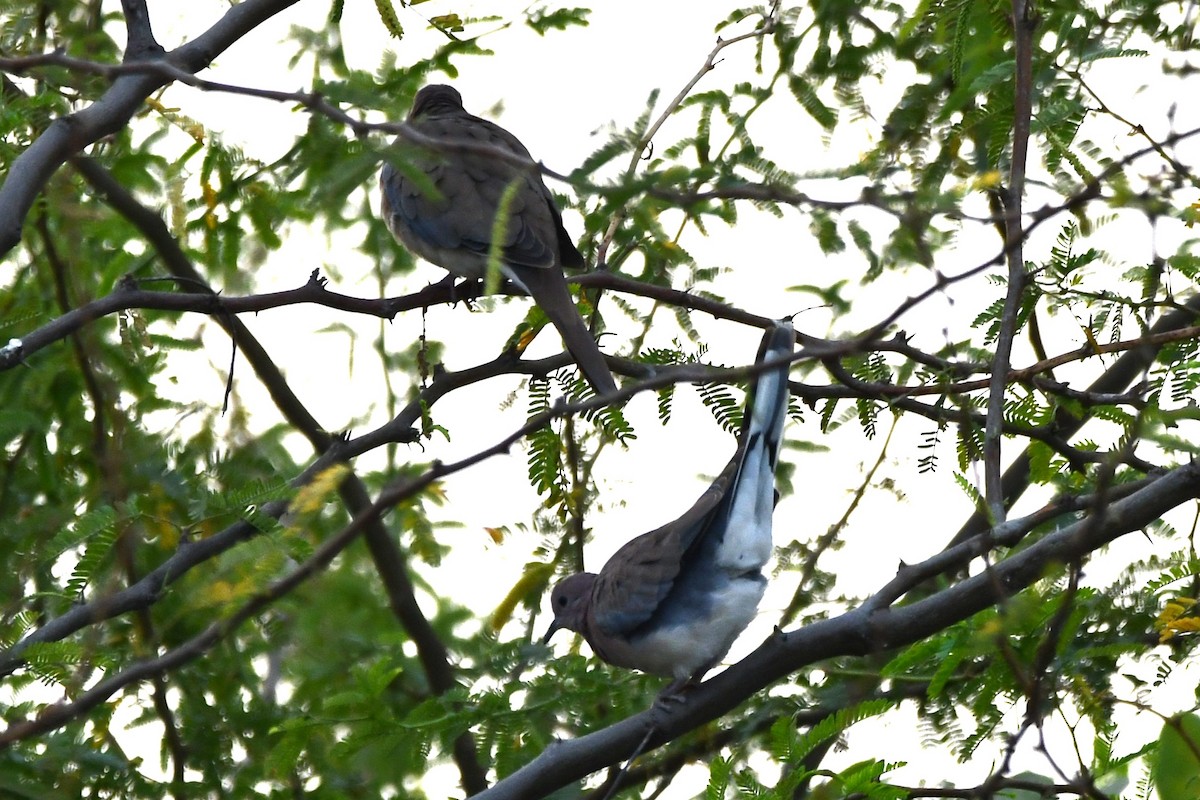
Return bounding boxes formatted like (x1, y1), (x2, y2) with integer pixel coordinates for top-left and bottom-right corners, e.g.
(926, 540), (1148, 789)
(593, 4), (781, 266)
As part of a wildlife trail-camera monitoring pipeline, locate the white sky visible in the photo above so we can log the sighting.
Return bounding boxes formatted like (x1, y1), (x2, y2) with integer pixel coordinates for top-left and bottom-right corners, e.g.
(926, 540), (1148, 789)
(70, 0), (1200, 795)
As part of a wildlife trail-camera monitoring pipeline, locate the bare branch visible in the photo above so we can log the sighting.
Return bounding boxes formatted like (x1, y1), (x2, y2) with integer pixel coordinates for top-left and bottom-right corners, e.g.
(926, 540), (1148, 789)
(984, 0), (1039, 523)
(119, 0), (161, 60)
(594, 3), (781, 266)
(474, 462), (1200, 799)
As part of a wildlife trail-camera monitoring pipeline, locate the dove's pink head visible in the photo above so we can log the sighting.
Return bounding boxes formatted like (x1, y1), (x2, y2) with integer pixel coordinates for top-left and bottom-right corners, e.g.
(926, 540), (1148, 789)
(542, 572), (597, 644)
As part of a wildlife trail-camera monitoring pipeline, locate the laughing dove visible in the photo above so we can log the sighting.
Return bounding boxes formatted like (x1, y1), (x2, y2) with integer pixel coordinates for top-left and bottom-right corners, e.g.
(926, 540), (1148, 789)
(379, 84), (617, 395)
(543, 322), (794, 687)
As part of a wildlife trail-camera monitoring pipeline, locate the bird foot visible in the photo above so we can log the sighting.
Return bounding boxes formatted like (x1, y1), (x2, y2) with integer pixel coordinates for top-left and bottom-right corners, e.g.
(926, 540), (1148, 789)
(453, 278), (483, 308)
(431, 273), (479, 308)
(649, 677), (698, 726)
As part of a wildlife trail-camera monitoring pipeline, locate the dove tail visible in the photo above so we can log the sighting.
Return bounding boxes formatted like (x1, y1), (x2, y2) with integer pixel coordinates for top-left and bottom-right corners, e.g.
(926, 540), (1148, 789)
(515, 267), (618, 396)
(717, 321), (794, 572)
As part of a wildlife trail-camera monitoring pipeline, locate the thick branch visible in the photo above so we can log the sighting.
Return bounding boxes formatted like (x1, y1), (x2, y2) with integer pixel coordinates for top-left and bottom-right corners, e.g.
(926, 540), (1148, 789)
(0, 0), (302, 256)
(119, 0), (161, 60)
(476, 461), (1200, 799)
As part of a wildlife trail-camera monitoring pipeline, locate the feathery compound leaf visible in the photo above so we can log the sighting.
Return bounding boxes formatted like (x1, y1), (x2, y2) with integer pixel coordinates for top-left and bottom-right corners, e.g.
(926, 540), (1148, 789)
(65, 520), (120, 599)
(706, 755), (733, 800)
(46, 505), (118, 562)
(788, 74), (837, 130)
(526, 6), (589, 35)
(23, 640), (109, 687)
(0, 611), (36, 649)
(697, 381), (743, 435)
(526, 380), (566, 500)
(641, 344), (701, 425)
(771, 698), (896, 763)
(952, 471), (985, 511)
(590, 403), (636, 444)
(1080, 47), (1149, 62)
(1144, 557), (1200, 594)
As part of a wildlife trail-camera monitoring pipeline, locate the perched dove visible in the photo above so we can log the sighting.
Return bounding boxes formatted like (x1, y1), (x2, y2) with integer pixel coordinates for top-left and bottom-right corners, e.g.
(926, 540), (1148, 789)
(380, 84), (617, 395)
(544, 322), (794, 688)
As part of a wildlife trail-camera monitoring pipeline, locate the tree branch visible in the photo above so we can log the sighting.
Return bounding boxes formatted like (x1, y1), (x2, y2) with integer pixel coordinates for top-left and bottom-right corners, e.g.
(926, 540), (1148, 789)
(119, 0), (161, 61)
(0, 338), (809, 677)
(984, 0), (1038, 523)
(0, 0), (303, 256)
(0, 346), (805, 745)
(944, 293), (1200, 550)
(474, 461), (1200, 799)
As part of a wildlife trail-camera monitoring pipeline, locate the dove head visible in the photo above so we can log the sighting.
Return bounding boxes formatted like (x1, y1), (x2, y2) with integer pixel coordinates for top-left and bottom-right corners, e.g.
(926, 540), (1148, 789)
(410, 84), (464, 119)
(542, 572), (597, 644)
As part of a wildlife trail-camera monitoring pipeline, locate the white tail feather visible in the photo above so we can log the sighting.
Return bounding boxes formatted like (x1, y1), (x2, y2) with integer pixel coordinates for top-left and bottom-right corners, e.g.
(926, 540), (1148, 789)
(717, 322), (794, 572)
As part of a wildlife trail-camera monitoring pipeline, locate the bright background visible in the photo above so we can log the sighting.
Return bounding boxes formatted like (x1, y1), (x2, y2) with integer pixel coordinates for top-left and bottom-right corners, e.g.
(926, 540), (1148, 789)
(40, 0), (1200, 794)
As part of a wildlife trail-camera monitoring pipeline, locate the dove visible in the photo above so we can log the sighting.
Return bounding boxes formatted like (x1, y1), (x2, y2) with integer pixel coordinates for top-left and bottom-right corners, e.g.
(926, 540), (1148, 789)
(544, 322), (794, 689)
(380, 84), (617, 394)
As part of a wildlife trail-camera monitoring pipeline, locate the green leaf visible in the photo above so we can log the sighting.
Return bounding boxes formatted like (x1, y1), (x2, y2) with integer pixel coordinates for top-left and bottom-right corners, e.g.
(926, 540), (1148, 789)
(1153, 713), (1200, 800)
(788, 74), (837, 130)
(997, 771), (1055, 799)
(374, 0), (403, 38)
(65, 518), (120, 599)
(527, 6), (590, 35)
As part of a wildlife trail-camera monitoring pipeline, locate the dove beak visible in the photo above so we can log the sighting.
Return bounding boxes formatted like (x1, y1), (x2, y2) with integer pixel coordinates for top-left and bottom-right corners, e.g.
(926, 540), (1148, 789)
(541, 619), (561, 645)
